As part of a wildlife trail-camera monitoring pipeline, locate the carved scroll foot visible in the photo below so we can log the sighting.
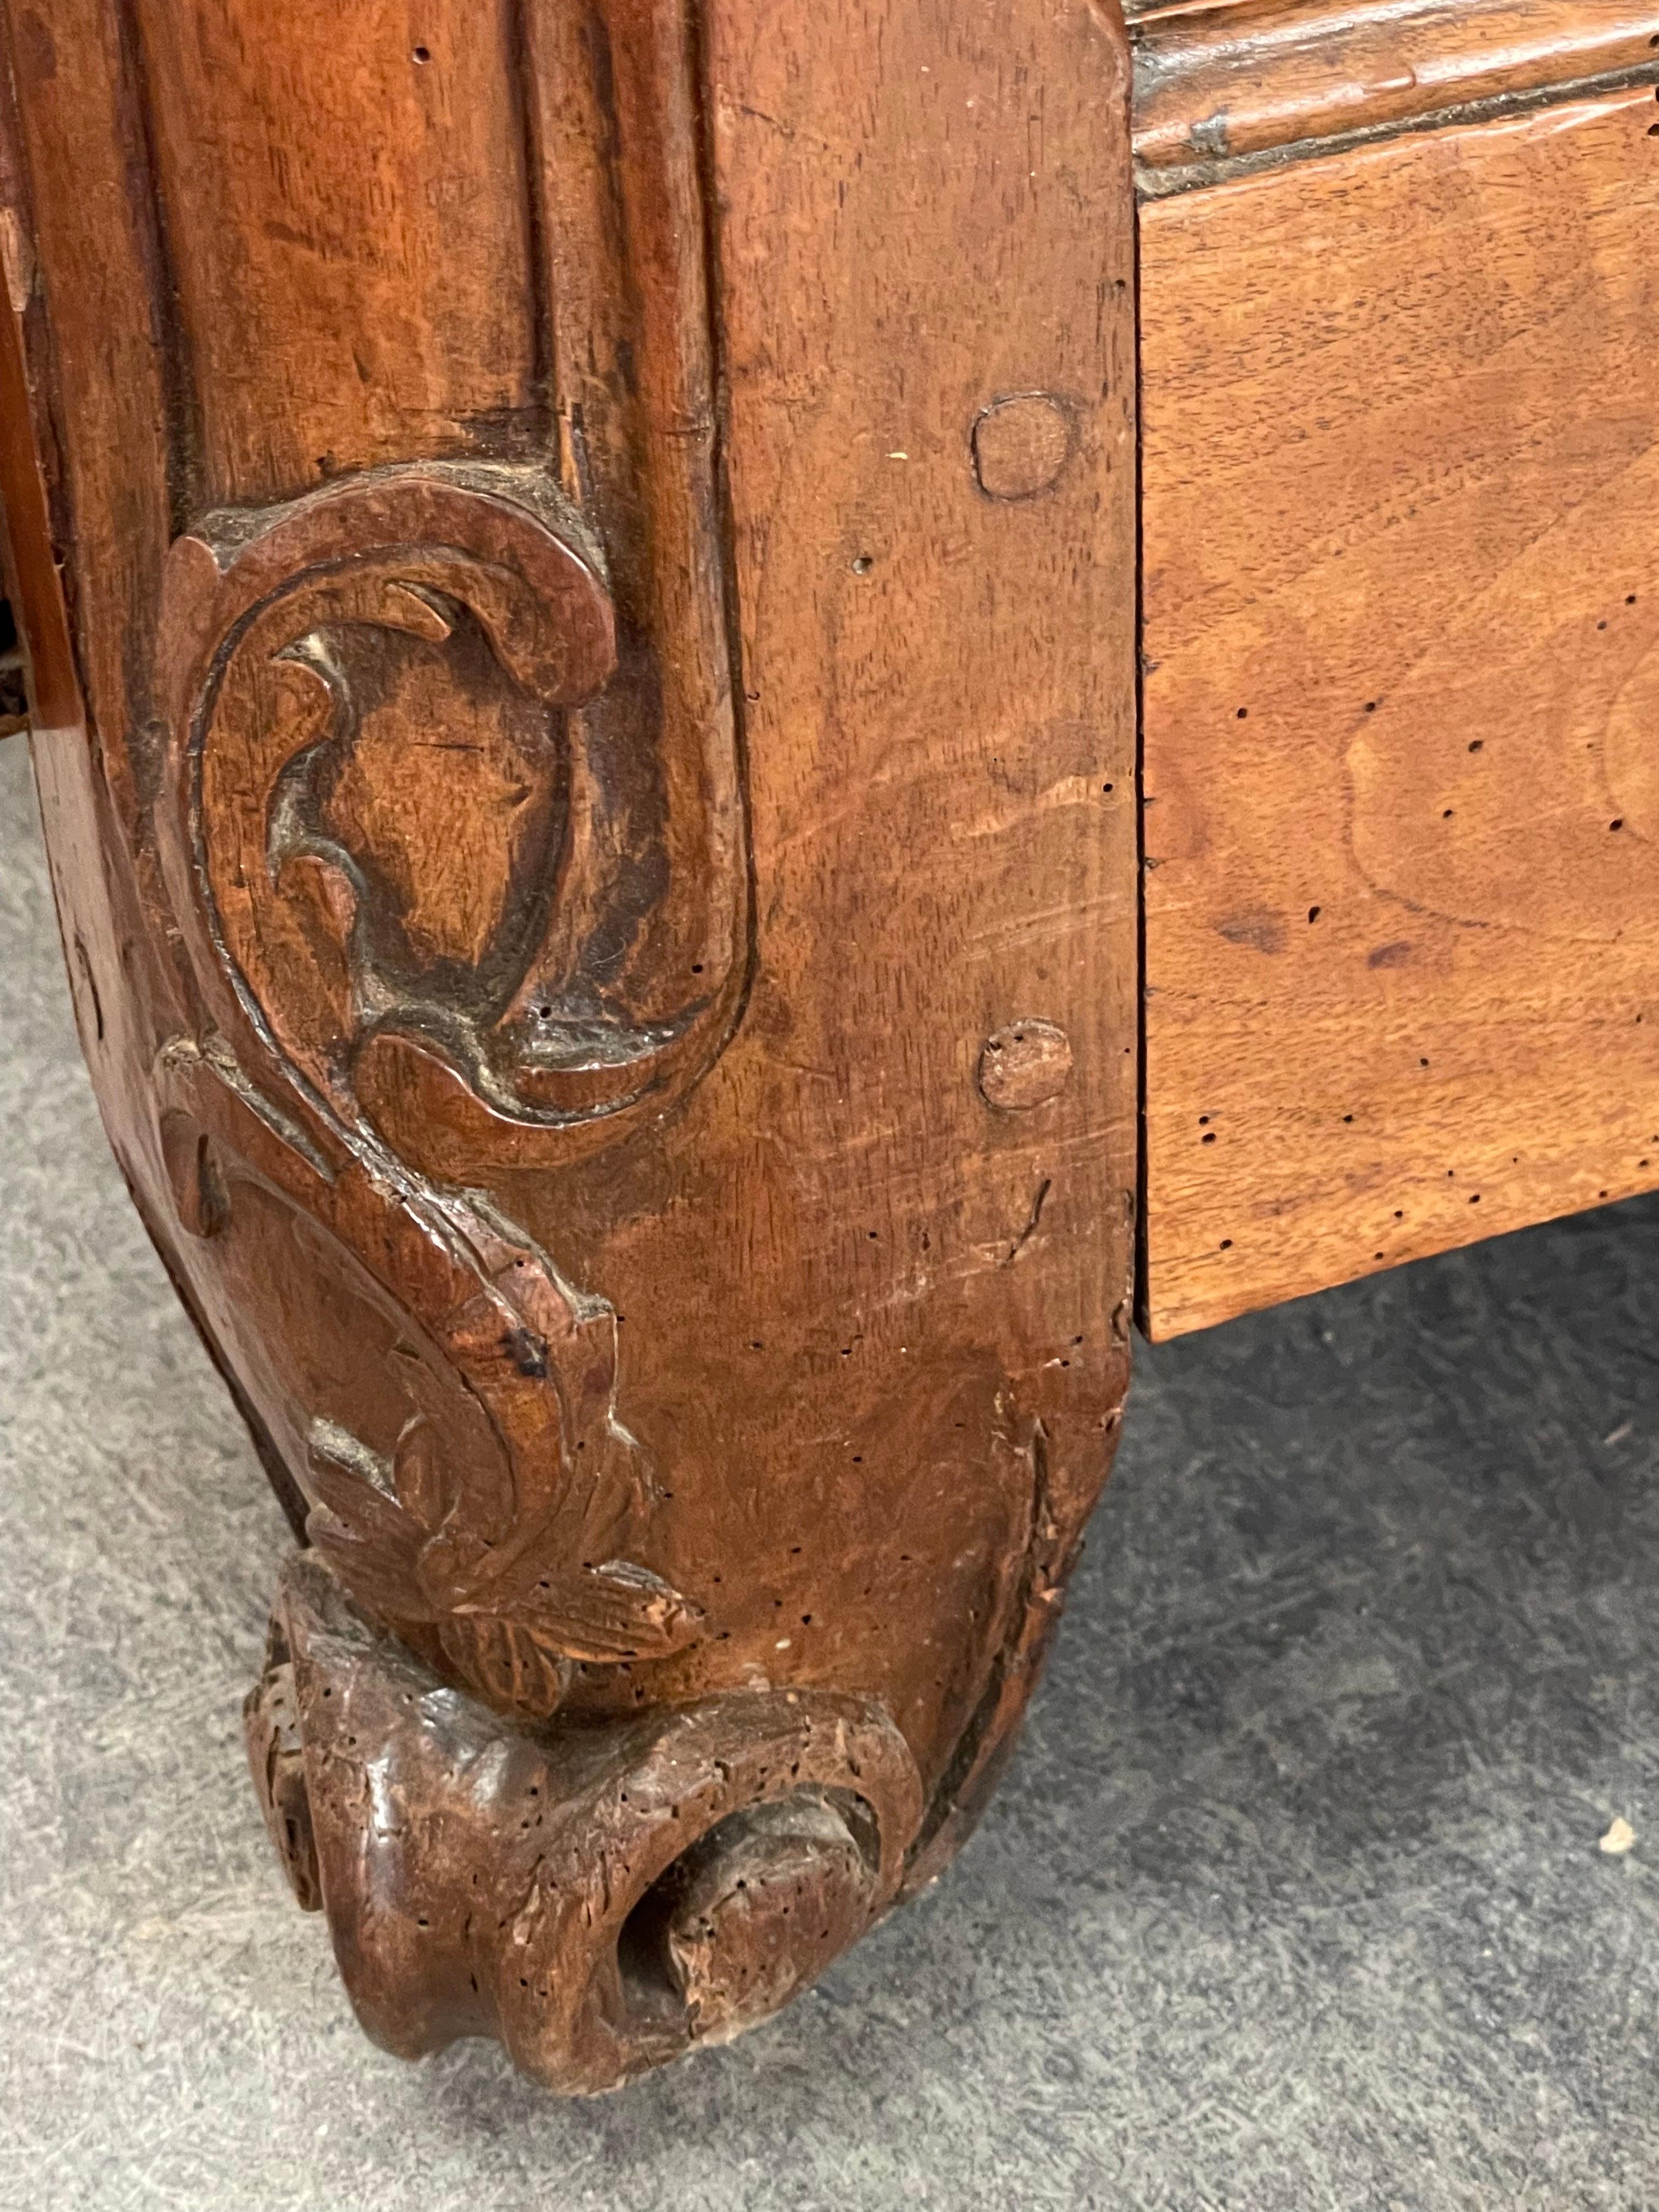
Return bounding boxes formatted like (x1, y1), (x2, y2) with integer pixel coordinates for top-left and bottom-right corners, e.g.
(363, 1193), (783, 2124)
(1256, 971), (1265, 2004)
(246, 1553), (923, 2094)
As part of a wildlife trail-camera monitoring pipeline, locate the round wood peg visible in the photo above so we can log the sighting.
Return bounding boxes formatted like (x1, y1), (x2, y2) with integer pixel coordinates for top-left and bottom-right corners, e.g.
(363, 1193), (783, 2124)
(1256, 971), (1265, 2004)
(972, 394), (1077, 500)
(978, 1020), (1075, 1110)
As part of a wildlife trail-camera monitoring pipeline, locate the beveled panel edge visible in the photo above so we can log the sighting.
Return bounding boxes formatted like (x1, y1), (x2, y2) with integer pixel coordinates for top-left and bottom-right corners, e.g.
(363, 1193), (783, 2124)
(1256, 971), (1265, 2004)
(1133, 0), (1659, 195)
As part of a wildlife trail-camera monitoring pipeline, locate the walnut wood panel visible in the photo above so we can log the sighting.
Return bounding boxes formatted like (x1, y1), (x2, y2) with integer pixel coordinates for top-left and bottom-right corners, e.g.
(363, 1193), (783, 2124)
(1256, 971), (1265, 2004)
(1135, 0), (1659, 189)
(0, 0), (1137, 2089)
(703, 0), (1139, 1880)
(1140, 85), (1659, 1340)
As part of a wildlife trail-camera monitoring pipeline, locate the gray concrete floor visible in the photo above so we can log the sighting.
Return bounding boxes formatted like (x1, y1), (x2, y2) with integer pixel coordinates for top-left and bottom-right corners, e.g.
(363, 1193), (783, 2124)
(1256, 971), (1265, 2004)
(2, 729), (1656, 2211)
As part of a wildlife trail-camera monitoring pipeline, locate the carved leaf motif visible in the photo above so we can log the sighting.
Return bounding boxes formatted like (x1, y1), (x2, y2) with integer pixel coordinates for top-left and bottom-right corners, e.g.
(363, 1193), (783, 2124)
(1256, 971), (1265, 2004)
(151, 1034), (703, 1723)
(290, 1196), (707, 1700)
(146, 464), (744, 1719)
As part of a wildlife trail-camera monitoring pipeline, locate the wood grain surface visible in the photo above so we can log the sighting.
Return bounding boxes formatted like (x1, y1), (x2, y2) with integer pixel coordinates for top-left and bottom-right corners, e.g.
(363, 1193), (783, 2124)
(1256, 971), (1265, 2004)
(1141, 84), (1659, 1339)
(1135, 0), (1659, 187)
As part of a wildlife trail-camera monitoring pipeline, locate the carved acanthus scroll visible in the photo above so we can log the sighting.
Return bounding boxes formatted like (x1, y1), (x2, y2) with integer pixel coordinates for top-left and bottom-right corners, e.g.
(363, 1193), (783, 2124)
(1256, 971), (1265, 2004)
(140, 451), (748, 1722)
(154, 1027), (702, 1718)
(128, 0), (754, 1751)
(156, 462), (748, 1176)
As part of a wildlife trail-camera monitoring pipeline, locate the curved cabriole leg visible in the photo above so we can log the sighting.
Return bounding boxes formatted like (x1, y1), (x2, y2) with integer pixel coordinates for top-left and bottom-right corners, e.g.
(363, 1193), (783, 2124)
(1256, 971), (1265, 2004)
(0, 0), (1138, 2090)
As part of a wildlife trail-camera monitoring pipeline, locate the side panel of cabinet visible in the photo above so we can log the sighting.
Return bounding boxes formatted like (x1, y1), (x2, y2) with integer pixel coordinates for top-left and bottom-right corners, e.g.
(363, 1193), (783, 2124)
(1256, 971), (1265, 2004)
(1140, 87), (1659, 1338)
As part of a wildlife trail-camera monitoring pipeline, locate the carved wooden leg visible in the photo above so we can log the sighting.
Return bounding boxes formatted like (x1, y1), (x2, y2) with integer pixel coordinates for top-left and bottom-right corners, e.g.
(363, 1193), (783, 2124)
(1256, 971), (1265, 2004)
(0, 0), (1138, 2090)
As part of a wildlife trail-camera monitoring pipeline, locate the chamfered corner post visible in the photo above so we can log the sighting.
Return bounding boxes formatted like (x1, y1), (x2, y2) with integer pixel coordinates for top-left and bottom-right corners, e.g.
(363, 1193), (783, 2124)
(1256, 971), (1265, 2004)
(0, 0), (1138, 2090)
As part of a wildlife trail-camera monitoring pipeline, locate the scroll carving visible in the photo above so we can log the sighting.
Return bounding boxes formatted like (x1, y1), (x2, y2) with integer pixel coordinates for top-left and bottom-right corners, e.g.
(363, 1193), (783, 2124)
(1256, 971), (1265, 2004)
(132, 0), (752, 1746)
(156, 463), (748, 1176)
(139, 449), (747, 1722)
(246, 1556), (923, 2093)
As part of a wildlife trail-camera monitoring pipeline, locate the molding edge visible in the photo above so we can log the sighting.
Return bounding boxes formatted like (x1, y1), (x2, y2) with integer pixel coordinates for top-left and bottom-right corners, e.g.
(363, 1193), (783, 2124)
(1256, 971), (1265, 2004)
(1133, 0), (1659, 194)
